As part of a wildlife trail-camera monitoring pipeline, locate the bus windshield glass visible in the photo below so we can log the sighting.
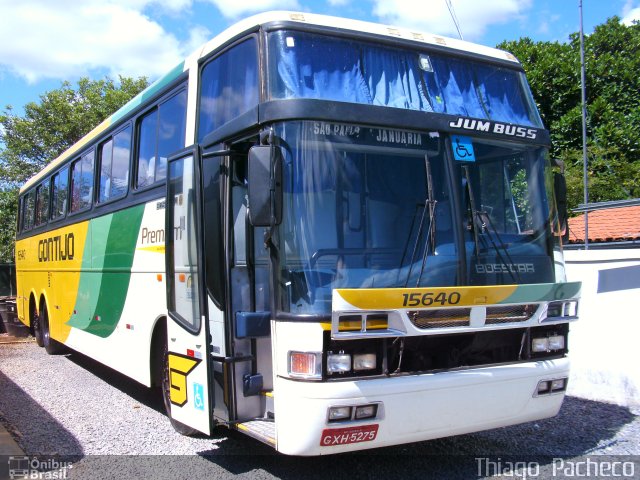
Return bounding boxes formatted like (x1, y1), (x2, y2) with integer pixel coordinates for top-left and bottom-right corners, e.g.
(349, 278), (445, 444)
(274, 121), (556, 315)
(276, 122), (453, 315)
(268, 30), (543, 127)
(452, 138), (555, 286)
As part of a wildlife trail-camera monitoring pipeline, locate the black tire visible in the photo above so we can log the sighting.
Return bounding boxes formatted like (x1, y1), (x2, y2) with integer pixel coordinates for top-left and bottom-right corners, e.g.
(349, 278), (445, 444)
(41, 302), (65, 355)
(32, 303), (44, 347)
(161, 342), (199, 436)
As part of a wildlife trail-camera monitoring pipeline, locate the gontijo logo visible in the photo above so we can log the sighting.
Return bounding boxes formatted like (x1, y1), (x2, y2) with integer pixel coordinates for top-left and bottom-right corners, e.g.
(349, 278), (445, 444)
(38, 233), (74, 262)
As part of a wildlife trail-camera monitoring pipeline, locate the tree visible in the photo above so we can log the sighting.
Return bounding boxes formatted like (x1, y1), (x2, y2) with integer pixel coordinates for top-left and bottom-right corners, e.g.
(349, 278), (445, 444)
(499, 17), (640, 209)
(0, 76), (149, 261)
(0, 188), (18, 261)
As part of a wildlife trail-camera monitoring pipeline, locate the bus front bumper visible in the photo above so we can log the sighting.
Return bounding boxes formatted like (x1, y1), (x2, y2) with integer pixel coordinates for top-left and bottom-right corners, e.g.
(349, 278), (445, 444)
(274, 357), (570, 456)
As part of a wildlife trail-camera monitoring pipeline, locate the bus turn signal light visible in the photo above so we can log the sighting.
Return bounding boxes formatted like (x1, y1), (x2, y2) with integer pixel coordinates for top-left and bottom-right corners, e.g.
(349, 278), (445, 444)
(289, 351), (322, 379)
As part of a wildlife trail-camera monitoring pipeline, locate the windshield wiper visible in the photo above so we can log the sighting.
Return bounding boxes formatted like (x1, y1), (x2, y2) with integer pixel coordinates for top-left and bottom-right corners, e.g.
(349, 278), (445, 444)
(463, 165), (521, 284)
(400, 156), (437, 287)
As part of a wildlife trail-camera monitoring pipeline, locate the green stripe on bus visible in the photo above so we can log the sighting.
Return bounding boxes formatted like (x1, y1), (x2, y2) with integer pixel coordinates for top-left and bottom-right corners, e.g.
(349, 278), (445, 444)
(66, 204), (145, 337)
(110, 61), (185, 125)
(66, 217), (112, 330)
(501, 282), (581, 304)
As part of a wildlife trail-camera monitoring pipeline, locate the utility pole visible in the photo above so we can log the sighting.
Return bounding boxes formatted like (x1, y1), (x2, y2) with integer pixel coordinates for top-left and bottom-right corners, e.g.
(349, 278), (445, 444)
(579, 0), (589, 249)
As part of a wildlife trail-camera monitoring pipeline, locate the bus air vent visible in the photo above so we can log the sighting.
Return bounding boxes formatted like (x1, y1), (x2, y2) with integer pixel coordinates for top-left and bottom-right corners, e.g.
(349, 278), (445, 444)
(485, 304), (538, 325)
(408, 308), (471, 329)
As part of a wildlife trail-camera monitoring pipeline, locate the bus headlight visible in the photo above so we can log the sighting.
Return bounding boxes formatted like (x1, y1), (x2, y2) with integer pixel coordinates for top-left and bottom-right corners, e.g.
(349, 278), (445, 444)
(532, 335), (565, 352)
(535, 377), (567, 396)
(353, 353), (377, 371)
(354, 404), (378, 420)
(532, 338), (549, 352)
(327, 352), (351, 373)
(328, 406), (352, 422)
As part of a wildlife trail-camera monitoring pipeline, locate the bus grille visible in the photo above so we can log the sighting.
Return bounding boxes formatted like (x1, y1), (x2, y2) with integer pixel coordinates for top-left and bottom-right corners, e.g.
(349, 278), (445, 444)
(408, 308), (472, 329)
(485, 304), (538, 324)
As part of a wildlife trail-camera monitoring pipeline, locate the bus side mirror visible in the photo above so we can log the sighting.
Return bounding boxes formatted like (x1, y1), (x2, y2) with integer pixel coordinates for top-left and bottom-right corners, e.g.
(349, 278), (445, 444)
(553, 171), (569, 242)
(248, 145), (283, 227)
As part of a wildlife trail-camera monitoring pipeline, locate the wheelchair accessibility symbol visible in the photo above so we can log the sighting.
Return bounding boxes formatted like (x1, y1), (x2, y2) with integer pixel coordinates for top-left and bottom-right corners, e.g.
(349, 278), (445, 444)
(451, 135), (476, 162)
(193, 382), (205, 411)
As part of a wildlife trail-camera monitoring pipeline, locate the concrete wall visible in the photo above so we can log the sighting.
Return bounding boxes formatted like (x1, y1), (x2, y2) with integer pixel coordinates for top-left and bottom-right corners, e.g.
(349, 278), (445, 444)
(564, 248), (640, 407)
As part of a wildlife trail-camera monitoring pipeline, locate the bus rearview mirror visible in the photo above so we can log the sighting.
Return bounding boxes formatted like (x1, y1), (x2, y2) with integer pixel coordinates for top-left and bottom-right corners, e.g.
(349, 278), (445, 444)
(248, 145), (283, 227)
(553, 171), (569, 242)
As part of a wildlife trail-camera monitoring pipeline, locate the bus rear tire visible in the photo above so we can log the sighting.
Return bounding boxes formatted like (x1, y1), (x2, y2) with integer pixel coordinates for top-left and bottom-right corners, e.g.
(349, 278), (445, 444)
(31, 303), (44, 347)
(161, 342), (199, 436)
(41, 302), (65, 355)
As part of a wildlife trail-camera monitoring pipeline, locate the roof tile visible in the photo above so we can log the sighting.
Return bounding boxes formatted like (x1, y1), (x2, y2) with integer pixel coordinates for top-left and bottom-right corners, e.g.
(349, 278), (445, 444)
(568, 205), (640, 243)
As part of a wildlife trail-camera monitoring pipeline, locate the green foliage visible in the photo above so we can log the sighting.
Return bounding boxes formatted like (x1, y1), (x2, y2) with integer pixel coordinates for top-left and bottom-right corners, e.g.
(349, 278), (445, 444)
(0, 76), (148, 188)
(0, 188), (18, 261)
(0, 76), (148, 262)
(499, 17), (640, 211)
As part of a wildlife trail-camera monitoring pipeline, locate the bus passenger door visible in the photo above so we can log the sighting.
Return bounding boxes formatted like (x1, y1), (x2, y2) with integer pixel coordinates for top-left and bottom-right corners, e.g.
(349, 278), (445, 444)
(165, 146), (212, 434)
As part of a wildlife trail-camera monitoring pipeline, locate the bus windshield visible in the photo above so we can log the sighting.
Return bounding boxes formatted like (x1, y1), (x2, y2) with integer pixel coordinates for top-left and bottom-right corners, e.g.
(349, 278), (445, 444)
(454, 139), (556, 286)
(274, 121), (556, 314)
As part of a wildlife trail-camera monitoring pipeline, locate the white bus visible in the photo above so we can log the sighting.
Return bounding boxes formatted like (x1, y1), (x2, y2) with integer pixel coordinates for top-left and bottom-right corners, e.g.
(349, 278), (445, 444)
(15, 12), (579, 455)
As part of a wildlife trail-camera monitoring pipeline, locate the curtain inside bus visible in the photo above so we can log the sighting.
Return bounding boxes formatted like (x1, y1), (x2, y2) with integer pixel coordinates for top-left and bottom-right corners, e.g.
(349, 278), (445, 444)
(268, 31), (542, 127)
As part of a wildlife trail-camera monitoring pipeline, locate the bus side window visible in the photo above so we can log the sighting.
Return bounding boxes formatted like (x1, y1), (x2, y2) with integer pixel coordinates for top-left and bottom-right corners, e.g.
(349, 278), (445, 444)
(71, 151), (94, 213)
(22, 191), (35, 231)
(136, 90), (187, 189)
(198, 37), (258, 141)
(35, 180), (49, 226)
(51, 167), (69, 220)
(16, 197), (23, 233)
(99, 126), (131, 203)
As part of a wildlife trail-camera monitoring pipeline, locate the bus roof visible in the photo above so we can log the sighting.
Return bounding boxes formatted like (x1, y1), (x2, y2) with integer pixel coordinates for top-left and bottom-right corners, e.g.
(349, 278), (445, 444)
(20, 11), (520, 193)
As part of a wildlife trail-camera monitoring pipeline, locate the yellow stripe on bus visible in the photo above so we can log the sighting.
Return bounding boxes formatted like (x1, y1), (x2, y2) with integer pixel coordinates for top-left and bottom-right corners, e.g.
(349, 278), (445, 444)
(138, 245), (165, 253)
(335, 285), (518, 310)
(15, 221), (90, 343)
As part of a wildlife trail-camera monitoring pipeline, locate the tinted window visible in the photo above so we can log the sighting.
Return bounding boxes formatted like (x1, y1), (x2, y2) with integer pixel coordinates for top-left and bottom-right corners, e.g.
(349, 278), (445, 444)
(136, 90), (187, 189)
(23, 191), (35, 231)
(71, 151), (94, 212)
(168, 154), (201, 332)
(157, 91), (187, 181)
(99, 139), (114, 202)
(51, 167), (69, 220)
(99, 126), (131, 202)
(35, 181), (49, 226)
(198, 38), (258, 141)
(137, 109), (158, 189)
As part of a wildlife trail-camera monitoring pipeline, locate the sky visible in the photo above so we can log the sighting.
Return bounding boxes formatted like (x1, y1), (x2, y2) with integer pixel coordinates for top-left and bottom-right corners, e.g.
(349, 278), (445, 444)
(0, 0), (639, 116)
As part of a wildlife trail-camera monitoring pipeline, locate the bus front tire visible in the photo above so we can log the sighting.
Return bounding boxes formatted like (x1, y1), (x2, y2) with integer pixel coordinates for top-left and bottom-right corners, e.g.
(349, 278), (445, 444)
(161, 343), (199, 436)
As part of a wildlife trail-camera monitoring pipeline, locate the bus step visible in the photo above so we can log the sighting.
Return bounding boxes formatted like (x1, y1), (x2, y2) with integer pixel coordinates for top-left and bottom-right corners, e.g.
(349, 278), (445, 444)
(236, 419), (276, 447)
(261, 390), (274, 419)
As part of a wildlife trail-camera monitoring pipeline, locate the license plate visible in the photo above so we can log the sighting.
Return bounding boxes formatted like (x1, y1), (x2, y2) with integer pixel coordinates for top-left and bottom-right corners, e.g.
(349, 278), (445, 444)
(320, 424), (379, 446)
